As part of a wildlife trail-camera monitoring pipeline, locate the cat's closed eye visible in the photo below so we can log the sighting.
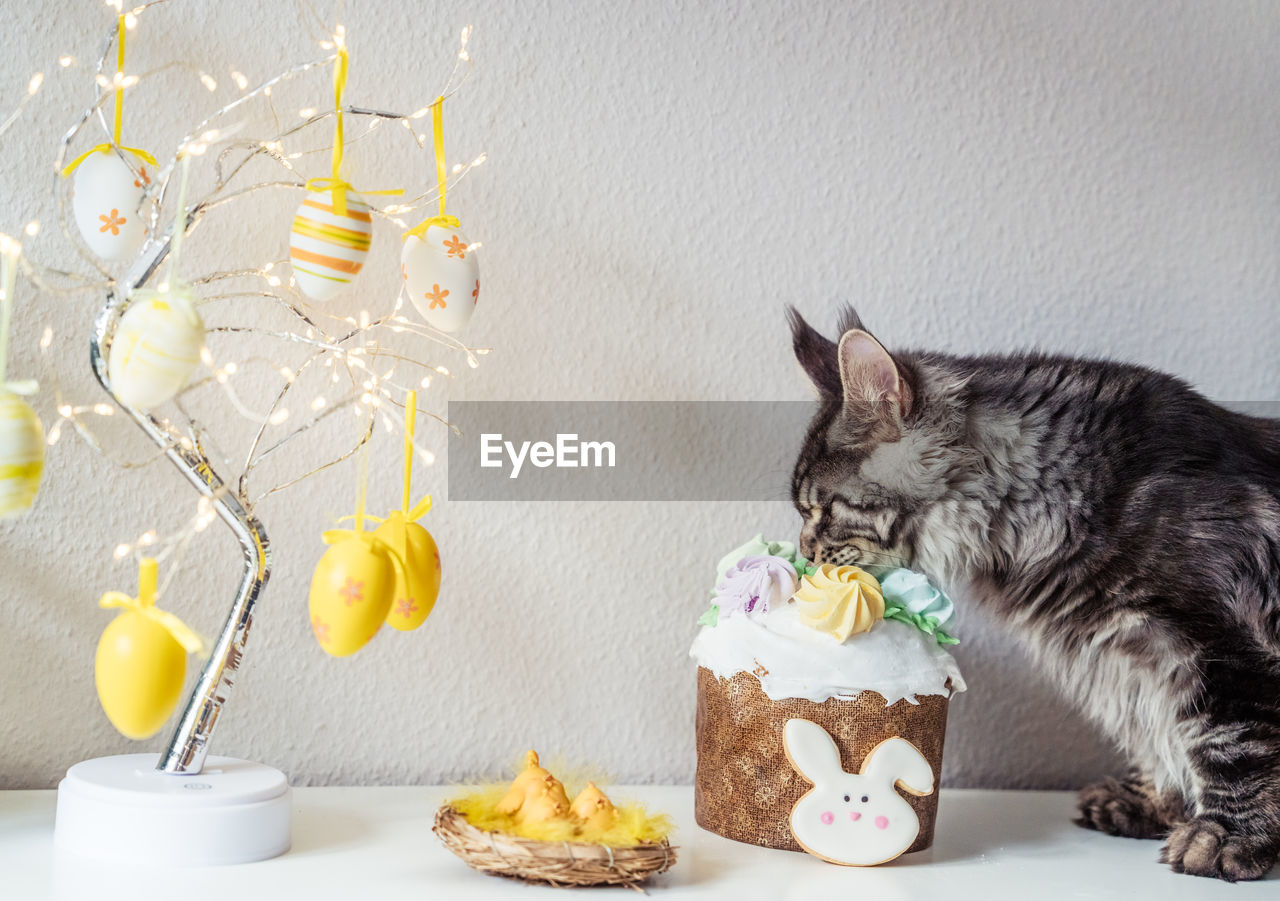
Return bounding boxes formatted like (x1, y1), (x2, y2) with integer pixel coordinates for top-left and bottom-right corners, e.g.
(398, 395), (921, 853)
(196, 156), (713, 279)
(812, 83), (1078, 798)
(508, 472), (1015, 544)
(831, 496), (885, 515)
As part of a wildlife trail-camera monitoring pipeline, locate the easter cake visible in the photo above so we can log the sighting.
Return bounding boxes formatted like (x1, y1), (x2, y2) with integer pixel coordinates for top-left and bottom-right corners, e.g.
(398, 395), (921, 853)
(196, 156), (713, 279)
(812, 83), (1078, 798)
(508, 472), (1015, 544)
(690, 535), (965, 858)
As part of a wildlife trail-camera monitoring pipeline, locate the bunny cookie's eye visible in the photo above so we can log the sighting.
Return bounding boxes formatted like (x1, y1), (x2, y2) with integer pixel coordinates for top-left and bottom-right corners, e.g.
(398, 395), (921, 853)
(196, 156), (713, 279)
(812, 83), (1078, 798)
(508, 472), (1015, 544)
(860, 795), (869, 803)
(842, 794), (849, 802)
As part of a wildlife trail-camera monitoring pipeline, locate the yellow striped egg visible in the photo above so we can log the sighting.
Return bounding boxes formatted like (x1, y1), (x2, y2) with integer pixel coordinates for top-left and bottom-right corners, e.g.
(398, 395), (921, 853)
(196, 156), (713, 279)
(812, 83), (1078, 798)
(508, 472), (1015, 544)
(402, 224), (479, 333)
(289, 189), (374, 302)
(0, 392), (44, 519)
(108, 286), (205, 410)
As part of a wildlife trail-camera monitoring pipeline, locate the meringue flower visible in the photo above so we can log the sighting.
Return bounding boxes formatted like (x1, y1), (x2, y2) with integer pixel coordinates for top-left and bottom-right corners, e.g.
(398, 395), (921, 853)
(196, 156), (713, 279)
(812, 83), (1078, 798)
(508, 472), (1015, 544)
(714, 534), (813, 583)
(714, 555), (799, 620)
(873, 567), (958, 645)
(792, 564), (885, 642)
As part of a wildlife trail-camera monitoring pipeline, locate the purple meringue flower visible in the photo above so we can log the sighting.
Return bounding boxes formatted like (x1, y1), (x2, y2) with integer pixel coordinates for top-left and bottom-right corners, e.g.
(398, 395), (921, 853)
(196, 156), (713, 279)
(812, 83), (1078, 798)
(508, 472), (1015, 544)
(714, 555), (799, 620)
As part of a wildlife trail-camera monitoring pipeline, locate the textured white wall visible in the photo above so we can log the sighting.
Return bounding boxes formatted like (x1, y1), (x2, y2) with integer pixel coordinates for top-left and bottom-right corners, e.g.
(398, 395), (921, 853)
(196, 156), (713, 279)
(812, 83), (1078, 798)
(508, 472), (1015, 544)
(1, 0), (1277, 790)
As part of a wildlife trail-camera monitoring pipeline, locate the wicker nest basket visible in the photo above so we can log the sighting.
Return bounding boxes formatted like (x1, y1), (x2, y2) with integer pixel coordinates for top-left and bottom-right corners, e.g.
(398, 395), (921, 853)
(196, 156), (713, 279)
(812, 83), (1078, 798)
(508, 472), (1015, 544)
(433, 805), (678, 890)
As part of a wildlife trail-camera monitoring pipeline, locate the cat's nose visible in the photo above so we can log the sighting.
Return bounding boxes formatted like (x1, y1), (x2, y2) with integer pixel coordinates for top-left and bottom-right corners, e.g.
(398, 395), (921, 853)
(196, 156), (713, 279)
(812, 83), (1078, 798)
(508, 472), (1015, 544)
(799, 532), (820, 562)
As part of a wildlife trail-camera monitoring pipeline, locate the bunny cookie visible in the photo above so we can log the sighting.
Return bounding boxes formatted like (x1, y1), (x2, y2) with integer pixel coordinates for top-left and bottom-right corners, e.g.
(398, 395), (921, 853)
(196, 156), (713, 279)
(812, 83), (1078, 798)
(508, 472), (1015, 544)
(783, 718), (934, 866)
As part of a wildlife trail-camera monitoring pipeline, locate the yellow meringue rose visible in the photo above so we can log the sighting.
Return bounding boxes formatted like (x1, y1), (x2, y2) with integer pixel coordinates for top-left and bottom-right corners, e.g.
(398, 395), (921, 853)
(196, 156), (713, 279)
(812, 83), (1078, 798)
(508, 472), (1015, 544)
(792, 564), (885, 642)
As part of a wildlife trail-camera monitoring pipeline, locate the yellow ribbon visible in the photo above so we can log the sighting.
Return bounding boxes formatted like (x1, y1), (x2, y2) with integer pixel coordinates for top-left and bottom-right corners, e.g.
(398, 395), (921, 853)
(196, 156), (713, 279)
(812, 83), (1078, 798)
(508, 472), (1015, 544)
(62, 15), (157, 177)
(400, 390), (432, 517)
(99, 558), (205, 656)
(403, 96), (460, 240)
(326, 391), (431, 562)
(322, 443), (405, 576)
(382, 390), (432, 565)
(302, 178), (403, 217)
(303, 43), (403, 216)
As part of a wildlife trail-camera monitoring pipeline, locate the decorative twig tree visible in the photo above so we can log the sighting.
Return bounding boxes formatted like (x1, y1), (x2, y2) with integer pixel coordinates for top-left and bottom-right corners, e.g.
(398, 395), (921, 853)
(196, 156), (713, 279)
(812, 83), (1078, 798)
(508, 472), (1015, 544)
(0, 0), (487, 797)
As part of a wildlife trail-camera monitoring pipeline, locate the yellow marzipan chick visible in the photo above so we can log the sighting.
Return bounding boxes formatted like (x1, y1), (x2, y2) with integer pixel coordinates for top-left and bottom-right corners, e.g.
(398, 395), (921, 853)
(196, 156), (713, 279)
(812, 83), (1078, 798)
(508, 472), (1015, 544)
(571, 781), (618, 832)
(495, 750), (571, 824)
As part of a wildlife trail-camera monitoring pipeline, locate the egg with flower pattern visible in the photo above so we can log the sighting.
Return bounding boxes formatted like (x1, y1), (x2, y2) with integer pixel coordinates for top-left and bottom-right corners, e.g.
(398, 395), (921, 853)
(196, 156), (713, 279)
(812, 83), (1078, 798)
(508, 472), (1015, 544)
(0, 392), (44, 519)
(401, 223), (478, 333)
(71, 150), (149, 261)
(373, 514), (441, 632)
(308, 534), (396, 656)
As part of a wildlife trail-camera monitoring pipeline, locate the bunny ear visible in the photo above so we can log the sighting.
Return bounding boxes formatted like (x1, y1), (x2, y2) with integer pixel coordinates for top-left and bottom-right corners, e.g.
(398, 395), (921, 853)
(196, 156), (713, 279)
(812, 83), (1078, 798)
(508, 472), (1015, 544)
(860, 737), (934, 797)
(783, 719), (844, 784)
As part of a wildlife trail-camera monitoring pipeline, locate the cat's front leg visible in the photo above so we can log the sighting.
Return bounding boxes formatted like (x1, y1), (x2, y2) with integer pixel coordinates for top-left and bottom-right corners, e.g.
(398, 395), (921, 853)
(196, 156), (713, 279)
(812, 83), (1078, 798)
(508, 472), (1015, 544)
(1160, 705), (1280, 880)
(1162, 818), (1278, 882)
(1075, 771), (1184, 839)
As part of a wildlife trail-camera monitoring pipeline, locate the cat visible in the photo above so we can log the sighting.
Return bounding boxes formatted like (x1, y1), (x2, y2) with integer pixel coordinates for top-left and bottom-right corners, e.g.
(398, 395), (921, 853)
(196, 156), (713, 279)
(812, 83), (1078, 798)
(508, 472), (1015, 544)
(787, 304), (1280, 881)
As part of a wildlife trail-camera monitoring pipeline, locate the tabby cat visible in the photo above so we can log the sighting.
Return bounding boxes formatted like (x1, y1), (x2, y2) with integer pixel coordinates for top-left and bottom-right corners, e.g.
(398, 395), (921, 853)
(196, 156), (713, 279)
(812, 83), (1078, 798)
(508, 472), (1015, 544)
(788, 305), (1280, 881)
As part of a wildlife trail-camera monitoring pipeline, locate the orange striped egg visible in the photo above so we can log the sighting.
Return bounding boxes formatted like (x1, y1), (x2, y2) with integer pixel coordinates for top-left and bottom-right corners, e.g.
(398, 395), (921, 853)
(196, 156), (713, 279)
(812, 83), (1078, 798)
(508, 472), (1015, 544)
(288, 189), (374, 302)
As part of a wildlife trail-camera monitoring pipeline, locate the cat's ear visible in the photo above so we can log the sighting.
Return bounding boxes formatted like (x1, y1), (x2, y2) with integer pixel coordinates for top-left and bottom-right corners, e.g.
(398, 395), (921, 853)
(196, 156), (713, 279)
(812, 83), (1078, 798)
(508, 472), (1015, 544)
(837, 329), (913, 421)
(836, 304), (866, 336)
(787, 307), (841, 397)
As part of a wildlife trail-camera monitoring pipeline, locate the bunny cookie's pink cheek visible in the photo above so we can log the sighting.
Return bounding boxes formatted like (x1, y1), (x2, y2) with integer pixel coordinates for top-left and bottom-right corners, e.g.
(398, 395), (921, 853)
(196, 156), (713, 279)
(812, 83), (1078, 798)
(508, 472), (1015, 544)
(820, 811), (834, 825)
(848, 811), (862, 822)
(874, 815), (889, 830)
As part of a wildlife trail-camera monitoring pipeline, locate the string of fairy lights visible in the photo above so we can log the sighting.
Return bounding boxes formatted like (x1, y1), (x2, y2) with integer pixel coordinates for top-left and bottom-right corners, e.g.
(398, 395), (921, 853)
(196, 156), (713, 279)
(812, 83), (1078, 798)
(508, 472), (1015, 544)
(0, 0), (488, 594)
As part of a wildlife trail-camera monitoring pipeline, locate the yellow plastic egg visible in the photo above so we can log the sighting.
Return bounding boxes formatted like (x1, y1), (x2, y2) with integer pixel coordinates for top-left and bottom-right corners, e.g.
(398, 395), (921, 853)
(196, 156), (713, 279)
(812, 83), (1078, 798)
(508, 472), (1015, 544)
(308, 534), (396, 656)
(94, 559), (200, 740)
(96, 610), (187, 740)
(374, 513), (441, 632)
(0, 392), (44, 519)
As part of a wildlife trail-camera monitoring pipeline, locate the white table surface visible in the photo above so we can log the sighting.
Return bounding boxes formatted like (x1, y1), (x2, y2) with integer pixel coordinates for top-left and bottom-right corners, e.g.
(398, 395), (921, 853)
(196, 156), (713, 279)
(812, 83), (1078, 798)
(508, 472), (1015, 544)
(1, 786), (1275, 898)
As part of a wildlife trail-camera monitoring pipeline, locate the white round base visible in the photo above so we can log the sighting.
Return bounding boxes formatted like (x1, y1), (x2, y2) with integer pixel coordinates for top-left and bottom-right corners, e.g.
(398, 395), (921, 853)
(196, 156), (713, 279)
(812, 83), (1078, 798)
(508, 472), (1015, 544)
(55, 754), (292, 866)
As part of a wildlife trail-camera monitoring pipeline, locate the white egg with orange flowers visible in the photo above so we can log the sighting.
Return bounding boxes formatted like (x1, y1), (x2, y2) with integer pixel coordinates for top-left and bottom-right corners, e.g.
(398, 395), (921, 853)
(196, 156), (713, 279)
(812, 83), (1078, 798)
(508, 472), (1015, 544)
(402, 223), (478, 333)
(71, 149), (151, 261)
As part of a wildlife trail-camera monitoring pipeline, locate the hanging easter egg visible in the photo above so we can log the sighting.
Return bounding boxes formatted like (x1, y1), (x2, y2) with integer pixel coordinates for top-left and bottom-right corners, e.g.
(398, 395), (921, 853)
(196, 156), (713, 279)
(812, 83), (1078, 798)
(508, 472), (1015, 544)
(108, 286), (205, 410)
(402, 223), (479, 333)
(289, 189), (374, 302)
(95, 559), (203, 740)
(309, 533), (397, 657)
(0, 392), (44, 519)
(71, 149), (149, 261)
(96, 608), (186, 739)
(374, 513), (441, 632)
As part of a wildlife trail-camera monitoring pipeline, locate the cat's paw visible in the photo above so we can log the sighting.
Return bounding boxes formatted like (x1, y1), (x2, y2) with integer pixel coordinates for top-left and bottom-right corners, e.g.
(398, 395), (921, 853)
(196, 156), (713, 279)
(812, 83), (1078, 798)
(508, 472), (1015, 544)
(1160, 818), (1278, 882)
(1074, 777), (1176, 839)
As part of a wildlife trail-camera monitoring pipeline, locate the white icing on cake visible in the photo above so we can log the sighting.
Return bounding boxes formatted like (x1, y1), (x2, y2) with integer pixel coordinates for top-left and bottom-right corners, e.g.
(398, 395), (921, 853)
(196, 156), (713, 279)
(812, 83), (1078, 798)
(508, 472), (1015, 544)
(689, 601), (966, 706)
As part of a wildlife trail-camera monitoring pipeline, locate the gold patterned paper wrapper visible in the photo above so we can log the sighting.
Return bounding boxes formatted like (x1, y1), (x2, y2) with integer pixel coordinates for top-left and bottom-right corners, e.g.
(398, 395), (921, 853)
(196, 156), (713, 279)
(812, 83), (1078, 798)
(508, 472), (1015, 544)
(694, 667), (950, 854)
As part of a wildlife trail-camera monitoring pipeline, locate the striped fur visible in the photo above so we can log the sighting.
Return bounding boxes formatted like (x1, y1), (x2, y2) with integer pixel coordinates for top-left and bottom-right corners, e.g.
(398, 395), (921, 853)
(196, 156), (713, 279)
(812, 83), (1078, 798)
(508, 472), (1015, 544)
(789, 305), (1280, 881)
